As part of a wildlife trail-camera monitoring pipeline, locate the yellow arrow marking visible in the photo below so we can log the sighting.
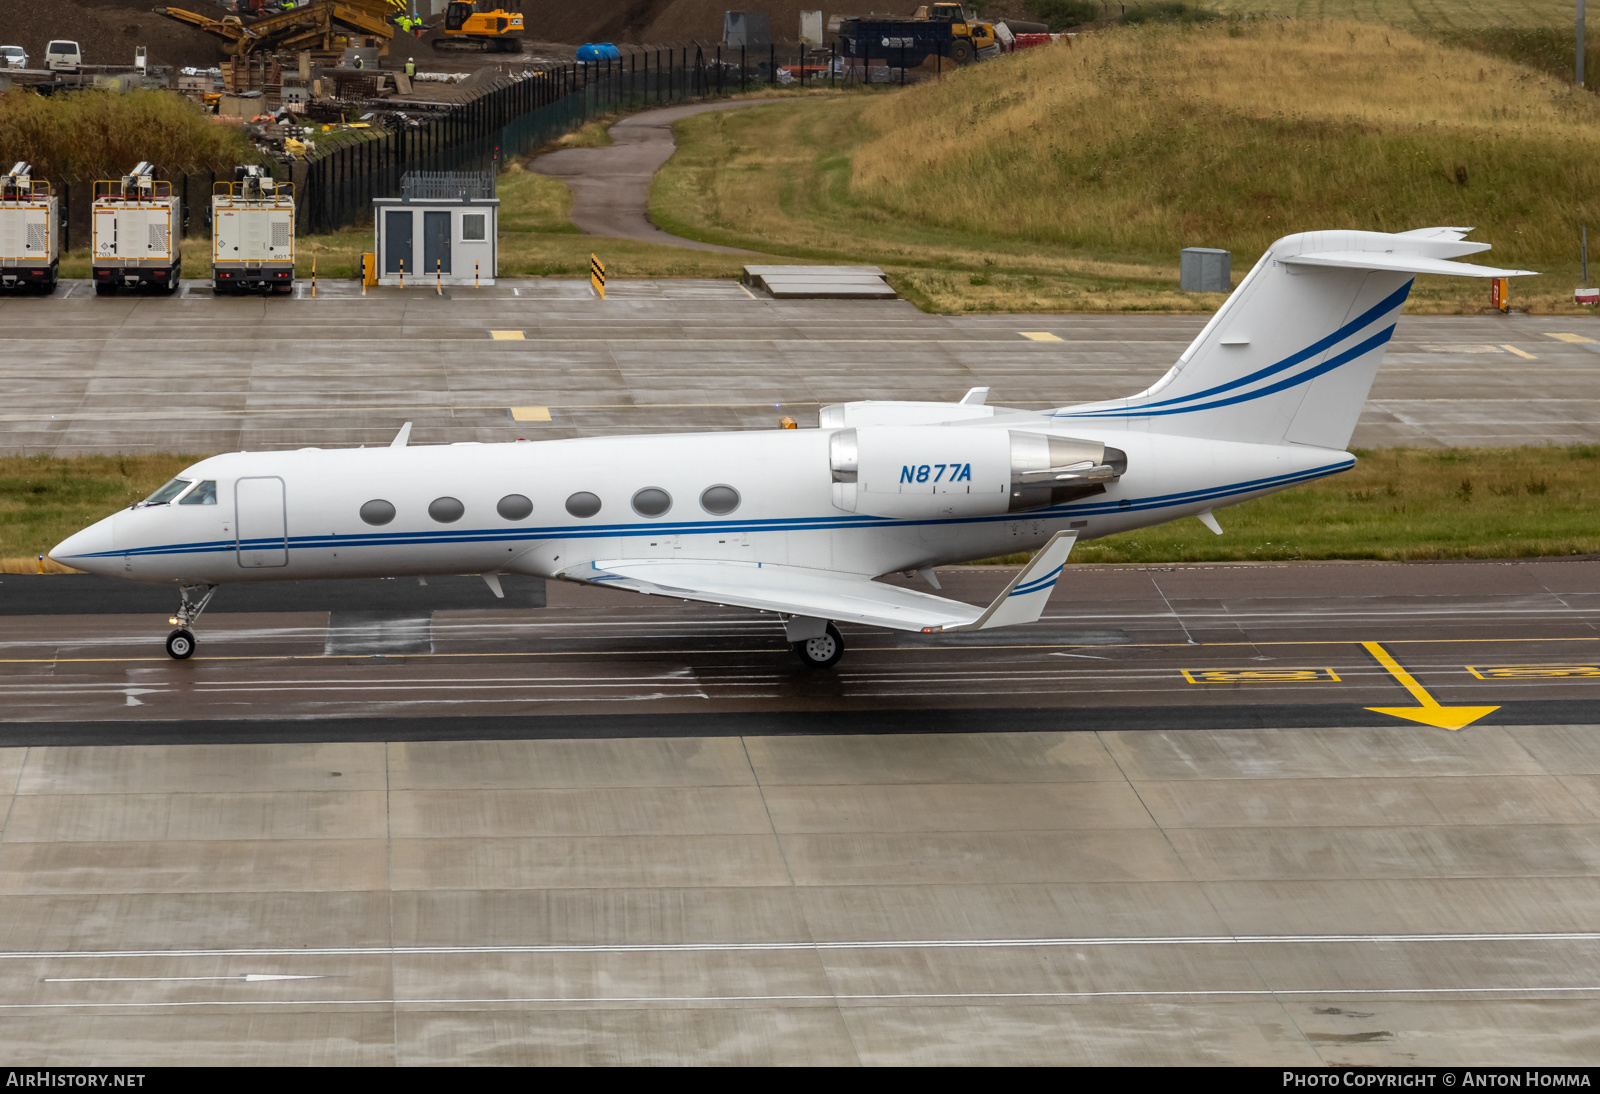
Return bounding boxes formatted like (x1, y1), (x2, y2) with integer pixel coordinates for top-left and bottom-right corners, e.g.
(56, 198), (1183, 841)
(1363, 641), (1499, 731)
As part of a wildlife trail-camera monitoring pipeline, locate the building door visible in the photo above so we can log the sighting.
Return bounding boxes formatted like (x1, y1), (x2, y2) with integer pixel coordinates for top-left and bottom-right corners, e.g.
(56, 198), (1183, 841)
(236, 476), (288, 568)
(384, 210), (412, 274)
(423, 210), (451, 275)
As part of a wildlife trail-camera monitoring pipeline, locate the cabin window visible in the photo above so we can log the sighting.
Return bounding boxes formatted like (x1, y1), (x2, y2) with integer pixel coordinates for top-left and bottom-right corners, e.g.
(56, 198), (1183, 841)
(632, 488), (671, 517)
(565, 491), (601, 518)
(429, 496), (465, 523)
(462, 214), (486, 241)
(178, 480), (217, 505)
(139, 478), (192, 506)
(700, 485), (740, 515)
(497, 493), (533, 520)
(359, 499), (396, 525)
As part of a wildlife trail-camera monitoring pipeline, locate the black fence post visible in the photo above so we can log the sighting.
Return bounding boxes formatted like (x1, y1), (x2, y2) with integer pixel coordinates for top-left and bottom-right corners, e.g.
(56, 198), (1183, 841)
(769, 42), (775, 87)
(741, 45), (746, 91)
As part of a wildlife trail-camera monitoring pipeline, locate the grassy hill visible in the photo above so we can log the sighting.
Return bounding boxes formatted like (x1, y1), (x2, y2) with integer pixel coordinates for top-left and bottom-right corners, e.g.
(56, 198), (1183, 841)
(653, 20), (1600, 313)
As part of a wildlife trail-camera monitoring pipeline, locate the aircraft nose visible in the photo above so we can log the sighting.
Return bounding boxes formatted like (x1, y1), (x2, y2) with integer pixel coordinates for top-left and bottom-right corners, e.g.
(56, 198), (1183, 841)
(49, 518), (115, 572)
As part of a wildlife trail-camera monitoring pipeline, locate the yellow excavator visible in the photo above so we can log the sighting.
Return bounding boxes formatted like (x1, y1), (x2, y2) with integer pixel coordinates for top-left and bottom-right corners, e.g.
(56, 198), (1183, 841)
(433, 1), (523, 53)
(156, 0), (403, 57)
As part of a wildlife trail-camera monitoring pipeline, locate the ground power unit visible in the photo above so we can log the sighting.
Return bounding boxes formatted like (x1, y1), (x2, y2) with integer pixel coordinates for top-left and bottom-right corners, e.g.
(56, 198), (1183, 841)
(92, 161), (182, 294)
(0, 162), (61, 293)
(212, 165), (295, 294)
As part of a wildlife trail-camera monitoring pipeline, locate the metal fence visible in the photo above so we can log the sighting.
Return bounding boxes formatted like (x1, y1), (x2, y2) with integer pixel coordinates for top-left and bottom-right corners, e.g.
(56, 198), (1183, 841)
(294, 43), (840, 235)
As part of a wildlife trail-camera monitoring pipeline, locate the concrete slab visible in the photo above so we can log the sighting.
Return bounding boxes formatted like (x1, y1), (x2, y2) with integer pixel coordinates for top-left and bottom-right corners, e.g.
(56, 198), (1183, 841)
(388, 786), (773, 838)
(760, 782), (1155, 833)
(389, 835), (792, 890)
(387, 737), (757, 790)
(745, 732), (1123, 786)
(0, 1012), (396, 1066)
(16, 742), (386, 794)
(840, 1003), (1323, 1066)
(2, 790), (389, 842)
(1202, 877), (1600, 935)
(394, 1008), (861, 1066)
(0, 839), (389, 894)
(391, 886), (809, 947)
(1101, 726), (1549, 782)
(794, 881), (1233, 941)
(1134, 775), (1594, 828)
(778, 830), (1190, 886)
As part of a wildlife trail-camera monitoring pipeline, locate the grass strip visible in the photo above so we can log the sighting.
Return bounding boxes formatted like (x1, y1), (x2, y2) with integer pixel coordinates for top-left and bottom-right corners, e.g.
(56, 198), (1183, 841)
(4, 446), (1598, 573)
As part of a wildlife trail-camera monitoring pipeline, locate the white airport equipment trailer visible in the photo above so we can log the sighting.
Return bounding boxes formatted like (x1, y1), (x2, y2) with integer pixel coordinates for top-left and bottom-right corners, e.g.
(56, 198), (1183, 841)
(211, 165), (295, 294)
(92, 161), (182, 295)
(0, 162), (61, 293)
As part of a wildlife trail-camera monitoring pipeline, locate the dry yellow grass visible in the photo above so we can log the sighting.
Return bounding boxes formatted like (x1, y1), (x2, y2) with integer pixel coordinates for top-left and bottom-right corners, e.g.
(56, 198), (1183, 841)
(655, 20), (1600, 312)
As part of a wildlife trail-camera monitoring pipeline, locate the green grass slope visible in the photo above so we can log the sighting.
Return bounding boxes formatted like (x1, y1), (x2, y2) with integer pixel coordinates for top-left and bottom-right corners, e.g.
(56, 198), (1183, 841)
(654, 20), (1600, 313)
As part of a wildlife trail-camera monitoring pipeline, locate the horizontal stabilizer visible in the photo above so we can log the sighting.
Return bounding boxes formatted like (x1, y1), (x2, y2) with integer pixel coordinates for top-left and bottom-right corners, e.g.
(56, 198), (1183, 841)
(1283, 251), (1537, 278)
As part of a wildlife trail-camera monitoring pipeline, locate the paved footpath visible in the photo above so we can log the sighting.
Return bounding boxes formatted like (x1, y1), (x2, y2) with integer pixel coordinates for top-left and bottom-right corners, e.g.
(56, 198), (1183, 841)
(532, 100), (763, 252)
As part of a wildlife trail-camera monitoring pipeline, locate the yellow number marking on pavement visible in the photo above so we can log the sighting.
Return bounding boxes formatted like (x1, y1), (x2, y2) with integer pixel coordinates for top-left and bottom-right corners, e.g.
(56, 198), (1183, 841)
(1501, 344), (1537, 359)
(489, 330), (526, 340)
(1182, 668), (1341, 684)
(509, 406), (551, 421)
(1363, 641), (1499, 731)
(1020, 332), (1064, 342)
(1466, 664), (1600, 680)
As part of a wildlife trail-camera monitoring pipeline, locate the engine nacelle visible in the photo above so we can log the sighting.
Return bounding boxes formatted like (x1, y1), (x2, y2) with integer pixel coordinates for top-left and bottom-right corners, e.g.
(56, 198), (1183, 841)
(829, 426), (1125, 517)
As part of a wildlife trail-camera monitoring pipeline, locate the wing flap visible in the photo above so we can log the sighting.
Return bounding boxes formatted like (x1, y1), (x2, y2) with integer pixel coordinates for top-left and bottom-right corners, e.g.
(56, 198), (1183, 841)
(567, 531), (1079, 635)
(568, 558), (986, 633)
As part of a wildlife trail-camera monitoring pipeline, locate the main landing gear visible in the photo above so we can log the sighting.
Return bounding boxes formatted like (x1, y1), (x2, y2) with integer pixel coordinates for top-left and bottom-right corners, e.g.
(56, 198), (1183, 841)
(789, 621), (845, 669)
(166, 584), (217, 660)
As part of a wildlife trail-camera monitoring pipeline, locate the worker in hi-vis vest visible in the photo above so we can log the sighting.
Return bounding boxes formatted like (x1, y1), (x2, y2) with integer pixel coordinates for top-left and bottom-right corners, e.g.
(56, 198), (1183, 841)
(404, 57), (416, 77)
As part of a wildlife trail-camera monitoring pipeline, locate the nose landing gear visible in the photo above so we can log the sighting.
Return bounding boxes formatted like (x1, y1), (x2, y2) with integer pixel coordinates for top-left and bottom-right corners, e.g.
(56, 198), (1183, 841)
(166, 584), (217, 660)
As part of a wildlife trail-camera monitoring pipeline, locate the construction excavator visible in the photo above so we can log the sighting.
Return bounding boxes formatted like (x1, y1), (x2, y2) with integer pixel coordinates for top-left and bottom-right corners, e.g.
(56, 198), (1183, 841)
(433, 1), (523, 53)
(156, 0), (404, 58)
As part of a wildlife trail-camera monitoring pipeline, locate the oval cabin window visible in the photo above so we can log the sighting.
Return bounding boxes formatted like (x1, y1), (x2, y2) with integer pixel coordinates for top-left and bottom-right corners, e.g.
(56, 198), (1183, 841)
(565, 491), (601, 518)
(632, 488), (672, 517)
(497, 494), (533, 521)
(700, 485), (740, 515)
(429, 496), (465, 523)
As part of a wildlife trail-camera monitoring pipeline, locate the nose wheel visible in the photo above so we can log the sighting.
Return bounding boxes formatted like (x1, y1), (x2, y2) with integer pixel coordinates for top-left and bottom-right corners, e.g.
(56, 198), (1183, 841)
(166, 629), (196, 659)
(165, 584), (217, 659)
(792, 622), (845, 668)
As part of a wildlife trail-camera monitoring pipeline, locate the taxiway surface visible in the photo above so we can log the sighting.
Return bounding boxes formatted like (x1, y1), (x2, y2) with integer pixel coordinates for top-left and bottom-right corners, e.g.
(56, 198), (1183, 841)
(2, 281), (1597, 456)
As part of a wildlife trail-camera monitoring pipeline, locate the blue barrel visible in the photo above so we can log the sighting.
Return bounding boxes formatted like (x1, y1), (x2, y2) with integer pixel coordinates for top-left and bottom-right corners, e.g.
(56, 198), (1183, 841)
(576, 42), (621, 62)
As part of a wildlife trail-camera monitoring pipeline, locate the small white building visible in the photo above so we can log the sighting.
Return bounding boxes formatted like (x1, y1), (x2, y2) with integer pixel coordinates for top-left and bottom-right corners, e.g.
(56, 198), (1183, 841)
(374, 171), (498, 287)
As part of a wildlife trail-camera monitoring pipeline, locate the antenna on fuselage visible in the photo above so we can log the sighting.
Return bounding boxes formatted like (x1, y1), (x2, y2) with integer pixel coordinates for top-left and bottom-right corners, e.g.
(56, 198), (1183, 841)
(390, 422), (412, 448)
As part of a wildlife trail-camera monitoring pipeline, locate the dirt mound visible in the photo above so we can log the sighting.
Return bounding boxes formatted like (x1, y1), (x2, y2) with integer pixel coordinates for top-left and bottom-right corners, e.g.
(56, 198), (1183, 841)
(0, 0), (226, 71)
(499, 1), (920, 48)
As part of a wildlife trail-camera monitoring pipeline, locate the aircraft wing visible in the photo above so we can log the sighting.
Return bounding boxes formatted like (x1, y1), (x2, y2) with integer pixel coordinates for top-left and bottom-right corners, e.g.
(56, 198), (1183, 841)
(564, 531), (1077, 634)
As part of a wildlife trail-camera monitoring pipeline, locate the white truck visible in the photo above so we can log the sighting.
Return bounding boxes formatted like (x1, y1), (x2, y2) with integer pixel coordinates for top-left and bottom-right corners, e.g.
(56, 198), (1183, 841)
(92, 161), (183, 295)
(211, 165), (295, 294)
(0, 162), (61, 293)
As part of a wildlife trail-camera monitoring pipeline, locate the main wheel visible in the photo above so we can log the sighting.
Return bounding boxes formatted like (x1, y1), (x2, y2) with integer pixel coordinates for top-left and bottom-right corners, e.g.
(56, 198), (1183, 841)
(166, 628), (195, 659)
(792, 622), (844, 669)
(95, 282), (115, 295)
(949, 38), (975, 64)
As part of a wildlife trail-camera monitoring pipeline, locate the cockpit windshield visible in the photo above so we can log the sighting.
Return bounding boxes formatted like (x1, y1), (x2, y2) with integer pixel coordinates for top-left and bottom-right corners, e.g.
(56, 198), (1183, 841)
(178, 480), (217, 505)
(139, 478), (193, 506)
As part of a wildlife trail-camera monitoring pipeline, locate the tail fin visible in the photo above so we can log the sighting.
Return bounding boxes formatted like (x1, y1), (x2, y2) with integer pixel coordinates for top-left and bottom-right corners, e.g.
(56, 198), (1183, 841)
(1054, 229), (1535, 449)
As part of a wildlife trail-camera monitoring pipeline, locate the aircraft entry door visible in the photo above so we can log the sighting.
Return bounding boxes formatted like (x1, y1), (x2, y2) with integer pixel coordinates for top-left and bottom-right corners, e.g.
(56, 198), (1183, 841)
(236, 476), (288, 568)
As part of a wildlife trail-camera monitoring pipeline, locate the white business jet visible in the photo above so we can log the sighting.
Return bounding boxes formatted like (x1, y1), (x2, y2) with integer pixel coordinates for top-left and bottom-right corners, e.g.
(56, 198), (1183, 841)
(51, 228), (1531, 665)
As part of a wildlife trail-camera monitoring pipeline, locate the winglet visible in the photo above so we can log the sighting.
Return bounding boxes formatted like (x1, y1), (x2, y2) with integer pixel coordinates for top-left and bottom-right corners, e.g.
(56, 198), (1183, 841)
(947, 531), (1077, 632)
(960, 387), (990, 406)
(390, 422), (412, 448)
